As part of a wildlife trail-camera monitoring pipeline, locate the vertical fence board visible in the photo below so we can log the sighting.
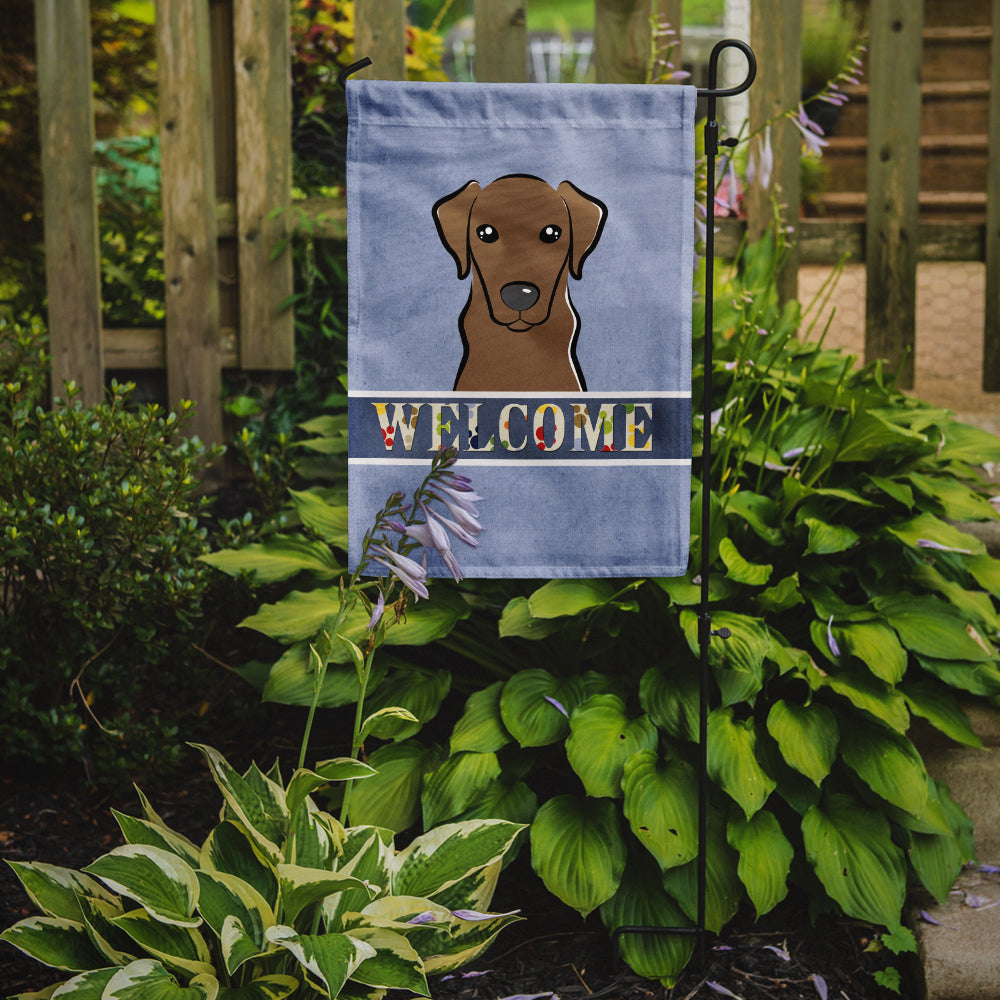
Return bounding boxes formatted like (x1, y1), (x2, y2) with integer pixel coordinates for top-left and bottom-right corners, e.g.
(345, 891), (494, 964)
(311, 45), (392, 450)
(747, 0), (801, 304)
(355, 0), (406, 80)
(34, 0), (103, 405)
(474, 0), (527, 82)
(233, 0), (294, 369)
(595, 0), (654, 84)
(865, 0), (923, 389)
(983, 0), (1000, 389)
(157, 0), (223, 445)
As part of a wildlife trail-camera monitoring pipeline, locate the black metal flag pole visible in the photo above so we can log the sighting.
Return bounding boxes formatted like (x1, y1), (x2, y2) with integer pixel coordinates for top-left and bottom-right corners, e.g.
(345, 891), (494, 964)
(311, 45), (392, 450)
(340, 41), (758, 974)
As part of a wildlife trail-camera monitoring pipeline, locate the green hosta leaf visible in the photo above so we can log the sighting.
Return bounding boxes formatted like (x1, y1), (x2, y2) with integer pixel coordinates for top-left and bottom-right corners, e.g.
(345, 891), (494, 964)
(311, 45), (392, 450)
(453, 779), (538, 827)
(866, 474), (914, 509)
(200, 535), (341, 584)
(530, 795), (626, 917)
(724, 490), (784, 545)
(112, 812), (201, 868)
(718, 537), (772, 586)
(886, 512), (985, 556)
(359, 706), (421, 742)
(190, 746), (287, 863)
(111, 909), (214, 978)
(200, 822), (278, 910)
(566, 695), (658, 798)
(765, 700), (838, 786)
(288, 488), (349, 547)
(707, 707), (776, 819)
(935, 421), (1000, 464)
(661, 810), (741, 933)
(639, 664), (699, 742)
(874, 594), (995, 662)
(803, 517), (859, 556)
(451, 682), (511, 754)
(909, 814), (966, 906)
(906, 472), (998, 522)
(802, 793), (906, 926)
(0, 916), (107, 971)
(83, 846), (200, 928)
(680, 610), (770, 706)
(362, 667), (451, 740)
(621, 751), (698, 871)
(499, 670), (584, 747)
(346, 926), (428, 994)
(916, 655), (1000, 697)
(527, 579), (616, 618)
(967, 553), (1000, 597)
(347, 740), (442, 832)
(261, 643), (386, 709)
(755, 573), (804, 614)
(835, 410), (927, 463)
(103, 959), (218, 1000)
(277, 865), (374, 925)
(727, 811), (793, 917)
(911, 562), (1000, 633)
(265, 926), (375, 998)
(901, 680), (982, 748)
(497, 596), (564, 639)
(393, 819), (524, 901)
(195, 871), (273, 974)
(421, 751), (502, 828)
(599, 853), (694, 987)
(809, 660), (910, 732)
(216, 976), (299, 1000)
(839, 718), (929, 816)
(655, 572), (737, 606)
(835, 621), (907, 684)
(5, 862), (118, 922)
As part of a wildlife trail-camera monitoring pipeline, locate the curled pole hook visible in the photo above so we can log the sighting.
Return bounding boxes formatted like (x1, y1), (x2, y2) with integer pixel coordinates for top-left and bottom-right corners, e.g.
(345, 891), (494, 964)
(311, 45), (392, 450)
(697, 38), (756, 99)
(338, 56), (373, 90)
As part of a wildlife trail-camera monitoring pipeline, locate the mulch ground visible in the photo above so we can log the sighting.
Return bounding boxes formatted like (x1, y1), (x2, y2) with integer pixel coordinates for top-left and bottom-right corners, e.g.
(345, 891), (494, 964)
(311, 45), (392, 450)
(1, 738), (913, 1000)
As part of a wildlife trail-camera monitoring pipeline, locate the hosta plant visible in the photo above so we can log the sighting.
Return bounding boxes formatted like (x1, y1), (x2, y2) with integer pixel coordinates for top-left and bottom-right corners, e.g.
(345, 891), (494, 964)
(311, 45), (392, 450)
(1, 743), (523, 999)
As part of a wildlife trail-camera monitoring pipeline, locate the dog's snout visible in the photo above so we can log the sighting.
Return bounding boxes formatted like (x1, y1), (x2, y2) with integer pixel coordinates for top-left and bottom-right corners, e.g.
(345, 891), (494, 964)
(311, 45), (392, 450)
(500, 282), (540, 312)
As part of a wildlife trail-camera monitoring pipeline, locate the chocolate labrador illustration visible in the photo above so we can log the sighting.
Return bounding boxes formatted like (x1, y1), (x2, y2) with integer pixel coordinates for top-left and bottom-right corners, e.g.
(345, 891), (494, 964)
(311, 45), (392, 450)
(433, 174), (607, 391)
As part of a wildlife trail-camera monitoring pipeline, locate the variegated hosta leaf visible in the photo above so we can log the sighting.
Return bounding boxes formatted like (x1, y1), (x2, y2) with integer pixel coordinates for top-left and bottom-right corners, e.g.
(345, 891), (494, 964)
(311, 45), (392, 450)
(838, 718), (929, 817)
(83, 846), (200, 928)
(200, 822), (278, 910)
(347, 740), (442, 832)
(214, 975), (299, 1000)
(110, 908), (214, 979)
(565, 695), (658, 799)
(277, 864), (375, 925)
(621, 751), (699, 871)
(112, 811), (201, 868)
(46, 966), (118, 997)
(424, 859), (501, 916)
(265, 926), (375, 998)
(4, 862), (118, 922)
(727, 810), (793, 918)
(285, 760), (376, 824)
(706, 707), (776, 819)
(190, 745), (287, 863)
(288, 802), (343, 870)
(420, 751), (501, 829)
(344, 926), (429, 995)
(765, 700), (838, 786)
(450, 681), (511, 754)
(802, 793), (906, 926)
(422, 907), (522, 975)
(0, 916), (107, 971)
(323, 829), (393, 931)
(195, 871), (274, 974)
(77, 894), (136, 966)
(498, 669), (585, 747)
(529, 795), (626, 917)
(102, 958), (218, 999)
(391, 820), (524, 901)
(661, 810), (742, 934)
(599, 854), (694, 987)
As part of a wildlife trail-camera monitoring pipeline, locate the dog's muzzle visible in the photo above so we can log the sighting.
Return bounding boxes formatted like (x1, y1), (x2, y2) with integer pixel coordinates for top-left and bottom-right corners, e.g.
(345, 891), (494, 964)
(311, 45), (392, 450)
(500, 282), (540, 312)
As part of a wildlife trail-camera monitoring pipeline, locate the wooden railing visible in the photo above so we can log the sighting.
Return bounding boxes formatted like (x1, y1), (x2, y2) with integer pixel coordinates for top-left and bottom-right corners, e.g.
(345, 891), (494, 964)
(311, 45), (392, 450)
(32, 0), (1000, 444)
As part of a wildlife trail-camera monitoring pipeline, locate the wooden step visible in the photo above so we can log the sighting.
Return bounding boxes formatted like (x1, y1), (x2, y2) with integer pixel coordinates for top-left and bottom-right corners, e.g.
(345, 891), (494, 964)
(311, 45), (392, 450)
(922, 25), (992, 83)
(822, 134), (989, 193)
(813, 190), (987, 222)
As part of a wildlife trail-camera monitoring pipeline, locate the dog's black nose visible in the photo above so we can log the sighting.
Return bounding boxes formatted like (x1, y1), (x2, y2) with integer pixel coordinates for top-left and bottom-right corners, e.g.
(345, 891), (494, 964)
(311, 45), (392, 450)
(500, 282), (540, 312)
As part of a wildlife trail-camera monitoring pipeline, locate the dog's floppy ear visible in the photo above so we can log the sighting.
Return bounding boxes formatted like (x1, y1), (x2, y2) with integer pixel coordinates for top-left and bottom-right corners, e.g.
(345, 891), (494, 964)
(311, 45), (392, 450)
(557, 180), (607, 279)
(433, 181), (481, 279)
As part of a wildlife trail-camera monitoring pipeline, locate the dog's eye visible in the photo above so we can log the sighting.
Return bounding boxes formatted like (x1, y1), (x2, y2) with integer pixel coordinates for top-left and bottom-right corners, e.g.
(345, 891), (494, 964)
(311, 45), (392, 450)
(476, 224), (499, 243)
(539, 225), (562, 244)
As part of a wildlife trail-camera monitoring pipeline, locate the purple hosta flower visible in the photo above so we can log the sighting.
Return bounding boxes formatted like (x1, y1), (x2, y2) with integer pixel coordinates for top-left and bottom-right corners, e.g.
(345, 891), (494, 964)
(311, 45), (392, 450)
(370, 544), (429, 600)
(979, 864), (1000, 874)
(367, 591), (385, 631)
(451, 908), (521, 921)
(429, 490), (482, 537)
(917, 538), (973, 555)
(441, 970), (493, 982)
(746, 124), (774, 190)
(715, 156), (742, 215)
(763, 944), (791, 962)
(919, 909), (958, 929)
(706, 983), (742, 999)
(544, 695), (569, 718)
(407, 911), (438, 925)
(811, 974), (828, 1000)
(428, 506), (479, 547)
(415, 500), (463, 582)
(827, 615), (842, 657)
(791, 104), (829, 156)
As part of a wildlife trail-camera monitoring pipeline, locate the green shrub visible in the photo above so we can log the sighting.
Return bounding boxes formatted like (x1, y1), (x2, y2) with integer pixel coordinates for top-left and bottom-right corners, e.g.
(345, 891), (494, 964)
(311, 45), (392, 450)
(0, 317), (220, 783)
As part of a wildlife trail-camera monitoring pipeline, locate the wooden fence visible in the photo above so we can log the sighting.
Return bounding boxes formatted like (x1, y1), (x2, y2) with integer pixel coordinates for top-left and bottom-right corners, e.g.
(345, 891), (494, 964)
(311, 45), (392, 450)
(33, 0), (1000, 445)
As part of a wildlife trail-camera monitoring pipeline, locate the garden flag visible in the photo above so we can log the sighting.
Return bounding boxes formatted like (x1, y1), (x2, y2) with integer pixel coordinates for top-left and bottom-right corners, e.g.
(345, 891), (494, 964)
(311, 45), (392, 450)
(346, 80), (696, 577)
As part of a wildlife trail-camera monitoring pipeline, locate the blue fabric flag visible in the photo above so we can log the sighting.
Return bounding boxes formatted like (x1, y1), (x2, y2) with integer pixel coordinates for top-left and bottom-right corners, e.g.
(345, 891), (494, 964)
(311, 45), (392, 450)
(347, 80), (696, 578)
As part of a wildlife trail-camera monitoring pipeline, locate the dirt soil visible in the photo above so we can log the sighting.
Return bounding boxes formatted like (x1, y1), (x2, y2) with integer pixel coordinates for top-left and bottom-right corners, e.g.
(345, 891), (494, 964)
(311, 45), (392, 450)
(1, 738), (913, 1000)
